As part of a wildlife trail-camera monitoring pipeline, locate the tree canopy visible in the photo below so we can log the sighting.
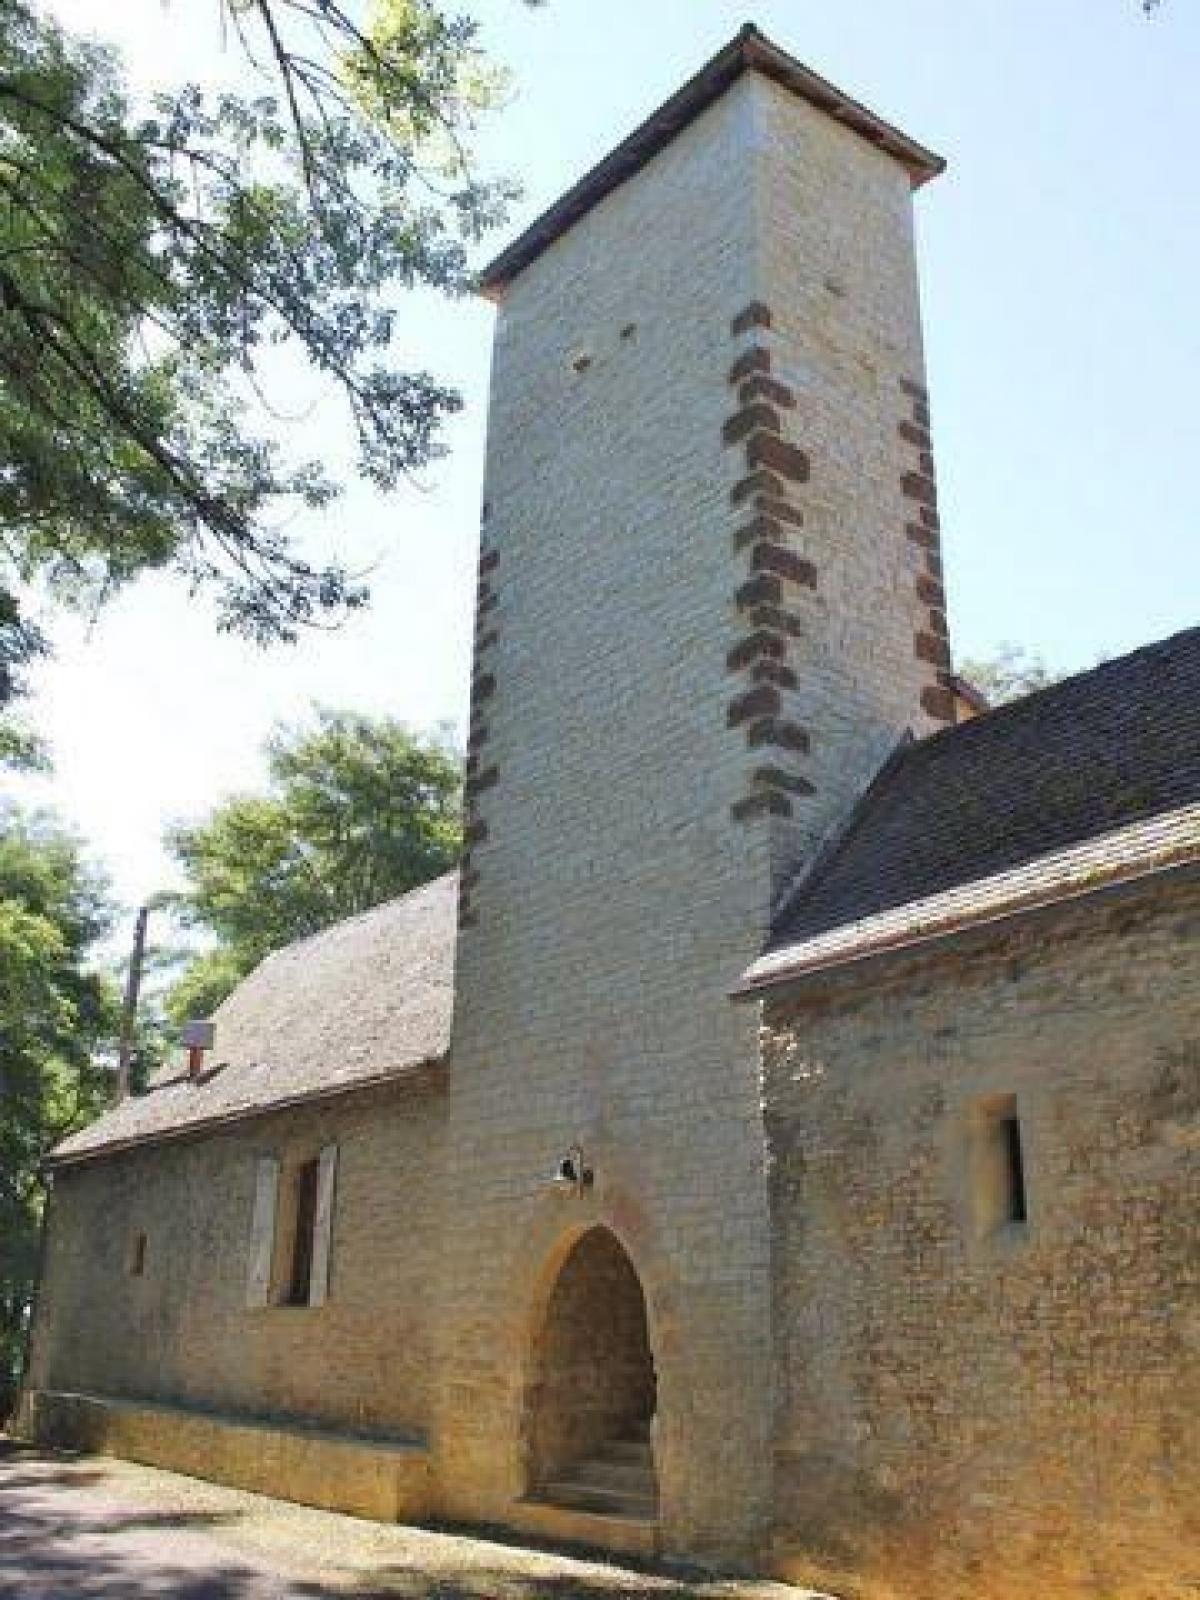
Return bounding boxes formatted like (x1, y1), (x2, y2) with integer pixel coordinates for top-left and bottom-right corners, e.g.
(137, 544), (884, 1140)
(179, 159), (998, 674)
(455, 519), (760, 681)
(163, 708), (461, 1019)
(0, 803), (117, 1401)
(959, 644), (1061, 707)
(0, 0), (520, 711)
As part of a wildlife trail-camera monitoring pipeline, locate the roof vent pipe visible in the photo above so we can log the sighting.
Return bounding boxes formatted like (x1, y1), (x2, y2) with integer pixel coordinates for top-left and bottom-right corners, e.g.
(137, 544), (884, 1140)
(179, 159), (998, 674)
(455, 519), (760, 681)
(181, 1019), (216, 1083)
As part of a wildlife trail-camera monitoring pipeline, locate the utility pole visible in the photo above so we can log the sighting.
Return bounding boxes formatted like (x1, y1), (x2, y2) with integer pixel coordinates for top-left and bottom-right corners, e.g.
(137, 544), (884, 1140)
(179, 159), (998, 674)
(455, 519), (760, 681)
(115, 906), (149, 1101)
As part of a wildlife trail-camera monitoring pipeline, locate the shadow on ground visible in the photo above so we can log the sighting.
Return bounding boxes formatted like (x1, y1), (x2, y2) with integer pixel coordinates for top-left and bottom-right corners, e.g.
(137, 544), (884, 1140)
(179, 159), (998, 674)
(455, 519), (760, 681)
(0, 1441), (796, 1599)
(1, 1441), (274, 1598)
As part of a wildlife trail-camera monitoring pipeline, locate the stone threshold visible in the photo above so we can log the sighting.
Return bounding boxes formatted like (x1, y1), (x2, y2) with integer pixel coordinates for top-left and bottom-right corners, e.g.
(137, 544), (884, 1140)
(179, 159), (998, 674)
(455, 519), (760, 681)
(509, 1494), (660, 1559)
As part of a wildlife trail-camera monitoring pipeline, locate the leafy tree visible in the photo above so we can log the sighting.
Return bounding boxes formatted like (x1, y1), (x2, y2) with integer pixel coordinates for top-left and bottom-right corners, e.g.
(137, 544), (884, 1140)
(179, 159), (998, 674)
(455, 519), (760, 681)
(0, 714), (47, 771)
(0, 0), (523, 704)
(160, 944), (249, 1028)
(958, 644), (1062, 708)
(164, 709), (461, 1018)
(0, 804), (117, 1405)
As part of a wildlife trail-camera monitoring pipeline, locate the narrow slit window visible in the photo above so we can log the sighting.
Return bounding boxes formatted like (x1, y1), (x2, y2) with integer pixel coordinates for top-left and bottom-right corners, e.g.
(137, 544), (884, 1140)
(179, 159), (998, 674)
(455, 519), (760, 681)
(129, 1233), (147, 1277)
(287, 1158), (320, 1306)
(1001, 1113), (1028, 1224)
(969, 1094), (1031, 1238)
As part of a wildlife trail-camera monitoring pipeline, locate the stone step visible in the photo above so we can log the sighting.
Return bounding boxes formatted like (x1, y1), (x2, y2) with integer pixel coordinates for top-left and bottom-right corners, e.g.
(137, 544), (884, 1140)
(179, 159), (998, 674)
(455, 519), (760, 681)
(534, 1419), (658, 1528)
(592, 1436), (654, 1465)
(567, 1454), (655, 1493)
(538, 1477), (657, 1519)
(510, 1498), (659, 1560)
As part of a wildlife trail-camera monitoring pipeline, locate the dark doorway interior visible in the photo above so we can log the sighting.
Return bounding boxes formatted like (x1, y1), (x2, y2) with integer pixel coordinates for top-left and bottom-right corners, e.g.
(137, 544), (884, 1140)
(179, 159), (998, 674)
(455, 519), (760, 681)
(525, 1227), (658, 1519)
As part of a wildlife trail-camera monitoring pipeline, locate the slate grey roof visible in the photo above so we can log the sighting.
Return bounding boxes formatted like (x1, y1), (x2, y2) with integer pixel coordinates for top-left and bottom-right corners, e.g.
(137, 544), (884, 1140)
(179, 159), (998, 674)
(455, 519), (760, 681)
(742, 805), (1200, 990)
(51, 873), (458, 1165)
(743, 626), (1200, 989)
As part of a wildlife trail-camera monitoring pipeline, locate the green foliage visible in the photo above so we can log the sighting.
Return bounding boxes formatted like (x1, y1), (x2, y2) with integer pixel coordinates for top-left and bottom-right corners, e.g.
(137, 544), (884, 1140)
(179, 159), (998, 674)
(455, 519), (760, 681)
(0, 0), (520, 701)
(0, 714), (48, 771)
(0, 804), (118, 1391)
(959, 644), (1061, 707)
(161, 945), (251, 1028)
(164, 709), (461, 1018)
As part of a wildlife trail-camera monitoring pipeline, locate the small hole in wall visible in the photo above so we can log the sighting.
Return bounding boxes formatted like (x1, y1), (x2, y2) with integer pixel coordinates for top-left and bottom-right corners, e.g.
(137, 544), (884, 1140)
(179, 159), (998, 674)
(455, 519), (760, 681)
(129, 1233), (147, 1277)
(823, 274), (847, 298)
(968, 1094), (1030, 1238)
(570, 350), (593, 374)
(620, 322), (638, 342)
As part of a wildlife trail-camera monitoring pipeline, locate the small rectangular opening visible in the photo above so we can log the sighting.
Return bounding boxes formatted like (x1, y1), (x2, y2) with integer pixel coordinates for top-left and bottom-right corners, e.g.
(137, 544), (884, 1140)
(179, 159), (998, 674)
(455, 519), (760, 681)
(286, 1158), (320, 1306)
(969, 1094), (1031, 1239)
(1000, 1114), (1028, 1225)
(129, 1233), (147, 1277)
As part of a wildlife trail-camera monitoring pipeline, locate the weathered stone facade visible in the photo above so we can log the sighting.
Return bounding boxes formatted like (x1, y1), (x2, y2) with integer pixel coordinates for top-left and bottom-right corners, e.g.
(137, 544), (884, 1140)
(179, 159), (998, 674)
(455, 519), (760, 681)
(762, 876), (1200, 1599)
(30, 1079), (446, 1442)
(434, 60), (948, 1564)
(20, 26), (1200, 1597)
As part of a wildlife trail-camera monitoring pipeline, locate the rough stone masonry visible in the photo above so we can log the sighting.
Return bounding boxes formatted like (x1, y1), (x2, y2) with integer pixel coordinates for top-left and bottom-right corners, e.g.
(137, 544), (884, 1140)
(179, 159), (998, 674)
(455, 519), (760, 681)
(19, 25), (1200, 1598)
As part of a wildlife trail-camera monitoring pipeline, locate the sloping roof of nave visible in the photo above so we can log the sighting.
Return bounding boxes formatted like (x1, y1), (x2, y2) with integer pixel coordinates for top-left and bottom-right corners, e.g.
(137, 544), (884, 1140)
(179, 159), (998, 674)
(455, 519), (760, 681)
(750, 624), (1200, 988)
(54, 626), (1200, 1159)
(51, 871), (458, 1164)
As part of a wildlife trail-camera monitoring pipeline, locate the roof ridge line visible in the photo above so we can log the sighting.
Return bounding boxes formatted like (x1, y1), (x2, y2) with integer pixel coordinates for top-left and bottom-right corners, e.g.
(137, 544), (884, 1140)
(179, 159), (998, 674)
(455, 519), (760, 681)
(247, 868), (460, 974)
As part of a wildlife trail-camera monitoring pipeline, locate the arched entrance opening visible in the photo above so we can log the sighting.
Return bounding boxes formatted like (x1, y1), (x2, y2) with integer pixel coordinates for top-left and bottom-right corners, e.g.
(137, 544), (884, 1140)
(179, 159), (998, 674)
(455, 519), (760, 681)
(524, 1226), (658, 1520)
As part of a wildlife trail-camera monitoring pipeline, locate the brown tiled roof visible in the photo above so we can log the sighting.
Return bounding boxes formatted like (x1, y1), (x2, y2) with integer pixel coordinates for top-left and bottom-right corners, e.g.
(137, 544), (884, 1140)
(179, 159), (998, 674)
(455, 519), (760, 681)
(479, 24), (944, 296)
(743, 627), (1200, 989)
(51, 873), (458, 1165)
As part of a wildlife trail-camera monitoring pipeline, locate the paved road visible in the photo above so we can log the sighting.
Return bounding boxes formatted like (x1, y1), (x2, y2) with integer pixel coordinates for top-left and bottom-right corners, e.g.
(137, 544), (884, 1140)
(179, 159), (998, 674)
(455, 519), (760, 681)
(0, 1441), (807, 1599)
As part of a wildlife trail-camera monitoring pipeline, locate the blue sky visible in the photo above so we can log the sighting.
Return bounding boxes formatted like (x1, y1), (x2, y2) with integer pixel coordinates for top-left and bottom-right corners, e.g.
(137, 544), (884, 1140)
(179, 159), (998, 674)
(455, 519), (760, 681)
(14, 0), (1200, 916)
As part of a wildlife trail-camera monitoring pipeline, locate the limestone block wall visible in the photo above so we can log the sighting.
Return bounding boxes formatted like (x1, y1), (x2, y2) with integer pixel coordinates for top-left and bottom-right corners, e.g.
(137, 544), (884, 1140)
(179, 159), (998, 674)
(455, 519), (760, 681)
(761, 876), (1200, 1600)
(744, 76), (953, 879)
(441, 78), (777, 1564)
(439, 72), (946, 1566)
(28, 1080), (446, 1441)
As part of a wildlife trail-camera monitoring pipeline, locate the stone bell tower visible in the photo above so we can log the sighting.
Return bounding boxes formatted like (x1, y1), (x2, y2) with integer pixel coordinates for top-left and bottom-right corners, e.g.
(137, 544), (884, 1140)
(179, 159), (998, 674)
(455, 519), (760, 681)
(433, 26), (949, 1565)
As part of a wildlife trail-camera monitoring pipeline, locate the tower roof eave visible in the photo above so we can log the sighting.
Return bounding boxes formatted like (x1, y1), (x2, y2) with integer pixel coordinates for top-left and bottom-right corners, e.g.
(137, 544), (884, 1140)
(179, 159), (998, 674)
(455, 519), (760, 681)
(479, 23), (946, 299)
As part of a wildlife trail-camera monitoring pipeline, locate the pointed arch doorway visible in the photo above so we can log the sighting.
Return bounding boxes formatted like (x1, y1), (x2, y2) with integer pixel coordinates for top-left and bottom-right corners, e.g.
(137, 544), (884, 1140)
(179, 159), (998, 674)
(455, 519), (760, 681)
(523, 1226), (658, 1523)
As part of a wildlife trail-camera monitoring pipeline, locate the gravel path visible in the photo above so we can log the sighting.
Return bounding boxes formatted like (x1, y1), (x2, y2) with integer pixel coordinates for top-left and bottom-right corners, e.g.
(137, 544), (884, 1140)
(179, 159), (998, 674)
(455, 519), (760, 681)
(0, 1440), (813, 1599)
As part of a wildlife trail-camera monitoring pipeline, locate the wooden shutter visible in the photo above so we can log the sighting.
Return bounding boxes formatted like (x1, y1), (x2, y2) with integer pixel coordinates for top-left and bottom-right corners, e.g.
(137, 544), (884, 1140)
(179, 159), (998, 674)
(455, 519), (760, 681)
(308, 1143), (338, 1307)
(246, 1155), (279, 1309)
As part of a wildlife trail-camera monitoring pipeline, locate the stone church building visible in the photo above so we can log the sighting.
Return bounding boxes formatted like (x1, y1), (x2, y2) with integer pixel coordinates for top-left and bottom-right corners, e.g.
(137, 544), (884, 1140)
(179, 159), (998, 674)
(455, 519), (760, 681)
(20, 26), (1199, 1599)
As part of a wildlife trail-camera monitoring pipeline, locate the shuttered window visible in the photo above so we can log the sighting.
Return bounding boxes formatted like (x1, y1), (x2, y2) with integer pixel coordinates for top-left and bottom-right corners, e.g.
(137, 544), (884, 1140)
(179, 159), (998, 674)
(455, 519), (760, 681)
(246, 1155), (280, 1309)
(308, 1143), (338, 1307)
(287, 1158), (321, 1306)
(247, 1144), (338, 1310)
